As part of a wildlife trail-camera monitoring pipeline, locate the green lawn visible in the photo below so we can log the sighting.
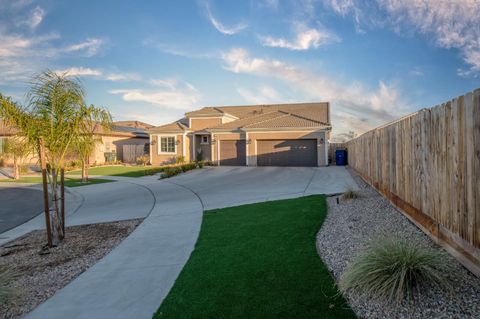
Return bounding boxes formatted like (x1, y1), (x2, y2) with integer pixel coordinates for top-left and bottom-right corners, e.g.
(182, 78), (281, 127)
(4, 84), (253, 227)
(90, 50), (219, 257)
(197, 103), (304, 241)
(154, 195), (357, 319)
(0, 177), (114, 187)
(68, 165), (163, 177)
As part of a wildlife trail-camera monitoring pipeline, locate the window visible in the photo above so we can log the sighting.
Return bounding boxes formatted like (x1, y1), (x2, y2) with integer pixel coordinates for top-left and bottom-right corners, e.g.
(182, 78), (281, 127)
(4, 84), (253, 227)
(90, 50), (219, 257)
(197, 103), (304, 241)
(201, 135), (209, 144)
(160, 136), (176, 153)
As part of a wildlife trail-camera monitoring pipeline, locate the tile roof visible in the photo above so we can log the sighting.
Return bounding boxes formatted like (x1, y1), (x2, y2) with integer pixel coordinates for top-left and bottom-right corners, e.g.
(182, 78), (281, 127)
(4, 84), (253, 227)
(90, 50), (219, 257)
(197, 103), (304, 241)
(148, 102), (330, 133)
(185, 102), (329, 123)
(113, 121), (154, 130)
(208, 110), (329, 131)
(147, 121), (188, 133)
(0, 120), (148, 138)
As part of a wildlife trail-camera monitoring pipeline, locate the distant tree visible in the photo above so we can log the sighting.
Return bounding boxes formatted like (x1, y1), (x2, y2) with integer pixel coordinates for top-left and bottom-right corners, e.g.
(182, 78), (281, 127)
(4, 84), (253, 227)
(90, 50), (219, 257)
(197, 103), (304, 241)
(3, 137), (33, 180)
(72, 105), (112, 182)
(0, 71), (112, 246)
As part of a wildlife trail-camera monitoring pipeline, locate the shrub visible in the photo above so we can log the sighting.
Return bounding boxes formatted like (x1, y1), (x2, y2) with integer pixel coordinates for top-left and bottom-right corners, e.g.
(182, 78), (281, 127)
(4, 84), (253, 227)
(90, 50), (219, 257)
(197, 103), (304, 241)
(0, 267), (16, 303)
(197, 161), (204, 168)
(196, 150), (203, 162)
(342, 187), (358, 200)
(161, 167), (182, 178)
(339, 239), (451, 304)
(181, 163), (196, 172)
(136, 155), (149, 166)
(176, 156), (185, 164)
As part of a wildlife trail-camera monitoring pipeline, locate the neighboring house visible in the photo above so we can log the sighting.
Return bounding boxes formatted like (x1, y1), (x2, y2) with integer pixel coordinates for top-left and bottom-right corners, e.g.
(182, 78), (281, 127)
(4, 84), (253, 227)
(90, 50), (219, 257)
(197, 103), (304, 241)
(0, 120), (152, 165)
(147, 102), (331, 167)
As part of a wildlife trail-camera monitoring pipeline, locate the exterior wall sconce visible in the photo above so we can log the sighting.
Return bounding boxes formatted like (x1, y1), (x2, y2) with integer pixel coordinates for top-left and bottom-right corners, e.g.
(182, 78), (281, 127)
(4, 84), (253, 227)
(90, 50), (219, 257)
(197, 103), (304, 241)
(246, 139), (252, 145)
(150, 139), (157, 146)
(175, 139), (180, 145)
(319, 138), (324, 145)
(211, 138), (216, 144)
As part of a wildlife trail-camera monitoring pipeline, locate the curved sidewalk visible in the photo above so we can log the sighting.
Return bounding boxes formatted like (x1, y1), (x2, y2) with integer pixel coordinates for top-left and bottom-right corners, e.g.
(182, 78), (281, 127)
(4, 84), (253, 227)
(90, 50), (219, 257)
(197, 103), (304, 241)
(25, 180), (203, 319)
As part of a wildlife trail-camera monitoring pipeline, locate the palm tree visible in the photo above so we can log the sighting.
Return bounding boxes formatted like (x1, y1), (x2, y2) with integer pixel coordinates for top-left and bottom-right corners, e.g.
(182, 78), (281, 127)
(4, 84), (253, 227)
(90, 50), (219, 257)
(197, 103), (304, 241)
(0, 71), (112, 246)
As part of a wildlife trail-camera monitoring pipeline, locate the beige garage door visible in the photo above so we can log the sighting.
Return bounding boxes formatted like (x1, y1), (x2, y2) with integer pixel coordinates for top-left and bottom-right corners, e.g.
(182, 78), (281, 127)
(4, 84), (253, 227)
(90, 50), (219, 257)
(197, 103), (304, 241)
(220, 140), (246, 166)
(257, 139), (317, 167)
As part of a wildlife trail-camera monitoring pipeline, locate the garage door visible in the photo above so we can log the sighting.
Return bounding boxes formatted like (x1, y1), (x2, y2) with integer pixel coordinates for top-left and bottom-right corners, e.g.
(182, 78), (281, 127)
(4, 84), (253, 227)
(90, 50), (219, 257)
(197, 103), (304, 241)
(219, 140), (246, 166)
(257, 139), (317, 167)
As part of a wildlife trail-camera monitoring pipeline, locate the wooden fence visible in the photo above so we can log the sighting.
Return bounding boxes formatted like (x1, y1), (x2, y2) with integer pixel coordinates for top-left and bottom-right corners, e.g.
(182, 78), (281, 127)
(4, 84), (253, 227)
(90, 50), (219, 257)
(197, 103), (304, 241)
(122, 145), (146, 164)
(347, 89), (480, 276)
(328, 143), (347, 164)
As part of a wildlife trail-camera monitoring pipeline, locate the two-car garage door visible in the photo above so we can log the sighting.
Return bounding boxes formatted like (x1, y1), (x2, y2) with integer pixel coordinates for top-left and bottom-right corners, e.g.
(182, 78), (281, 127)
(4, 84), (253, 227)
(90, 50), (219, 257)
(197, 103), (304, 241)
(257, 139), (317, 167)
(219, 138), (318, 166)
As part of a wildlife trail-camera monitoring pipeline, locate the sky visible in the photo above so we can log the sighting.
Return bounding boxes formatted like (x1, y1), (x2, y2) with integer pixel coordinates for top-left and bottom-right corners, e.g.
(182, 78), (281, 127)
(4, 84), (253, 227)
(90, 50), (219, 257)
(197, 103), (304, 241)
(0, 0), (479, 137)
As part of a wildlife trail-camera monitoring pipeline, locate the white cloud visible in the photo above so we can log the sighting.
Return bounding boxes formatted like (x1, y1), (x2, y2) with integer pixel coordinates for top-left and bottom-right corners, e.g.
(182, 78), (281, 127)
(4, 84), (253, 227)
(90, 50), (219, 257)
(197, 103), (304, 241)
(64, 38), (105, 57)
(54, 67), (102, 77)
(105, 73), (141, 82)
(260, 24), (340, 50)
(54, 67), (142, 82)
(109, 80), (200, 110)
(222, 48), (408, 133)
(205, 2), (247, 35)
(28, 6), (45, 29)
(323, 0), (480, 74)
(237, 85), (282, 104)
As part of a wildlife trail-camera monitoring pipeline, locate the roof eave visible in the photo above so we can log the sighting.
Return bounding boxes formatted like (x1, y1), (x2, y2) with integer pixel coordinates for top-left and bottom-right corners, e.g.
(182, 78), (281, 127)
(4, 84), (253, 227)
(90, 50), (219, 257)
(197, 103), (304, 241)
(242, 126), (330, 132)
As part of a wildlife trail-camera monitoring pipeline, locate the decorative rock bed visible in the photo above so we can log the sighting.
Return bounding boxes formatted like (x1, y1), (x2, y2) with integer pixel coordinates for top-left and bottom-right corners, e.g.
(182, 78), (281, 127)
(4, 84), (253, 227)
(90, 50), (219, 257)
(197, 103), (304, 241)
(317, 168), (480, 319)
(0, 219), (143, 319)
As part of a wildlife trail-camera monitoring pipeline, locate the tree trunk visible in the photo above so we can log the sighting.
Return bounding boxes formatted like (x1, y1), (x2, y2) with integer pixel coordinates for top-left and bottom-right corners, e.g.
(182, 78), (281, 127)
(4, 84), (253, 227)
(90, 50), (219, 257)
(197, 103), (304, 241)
(81, 157), (89, 182)
(49, 168), (64, 245)
(13, 158), (20, 180)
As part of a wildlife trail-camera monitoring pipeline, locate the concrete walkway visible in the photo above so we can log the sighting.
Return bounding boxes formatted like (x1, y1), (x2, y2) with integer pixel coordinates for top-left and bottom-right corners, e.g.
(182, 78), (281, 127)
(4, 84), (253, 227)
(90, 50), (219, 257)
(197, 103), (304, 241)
(22, 166), (357, 319)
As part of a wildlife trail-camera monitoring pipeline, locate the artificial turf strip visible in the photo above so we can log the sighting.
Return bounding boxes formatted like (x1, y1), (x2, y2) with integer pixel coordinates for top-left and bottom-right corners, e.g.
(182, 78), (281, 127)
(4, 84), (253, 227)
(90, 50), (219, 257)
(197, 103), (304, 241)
(154, 195), (357, 319)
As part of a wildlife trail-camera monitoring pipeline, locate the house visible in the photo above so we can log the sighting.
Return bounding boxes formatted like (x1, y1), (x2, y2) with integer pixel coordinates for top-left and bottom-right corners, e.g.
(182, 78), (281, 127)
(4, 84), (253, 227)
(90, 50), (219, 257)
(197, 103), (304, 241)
(147, 102), (331, 167)
(0, 120), (152, 165)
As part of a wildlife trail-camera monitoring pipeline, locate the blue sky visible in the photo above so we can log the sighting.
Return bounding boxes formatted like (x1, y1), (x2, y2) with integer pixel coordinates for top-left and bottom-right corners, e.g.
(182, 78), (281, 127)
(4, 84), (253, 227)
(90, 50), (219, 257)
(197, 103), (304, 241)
(0, 0), (479, 136)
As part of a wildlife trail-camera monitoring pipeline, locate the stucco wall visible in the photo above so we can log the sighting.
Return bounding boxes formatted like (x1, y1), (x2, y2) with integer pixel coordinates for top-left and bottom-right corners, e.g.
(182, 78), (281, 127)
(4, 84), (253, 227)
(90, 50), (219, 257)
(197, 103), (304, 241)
(150, 134), (184, 165)
(190, 118), (222, 130)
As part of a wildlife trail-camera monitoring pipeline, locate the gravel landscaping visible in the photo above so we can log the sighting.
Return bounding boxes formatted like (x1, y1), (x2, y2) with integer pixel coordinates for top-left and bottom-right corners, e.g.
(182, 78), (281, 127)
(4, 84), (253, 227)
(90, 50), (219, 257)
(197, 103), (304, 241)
(0, 219), (143, 319)
(317, 168), (480, 319)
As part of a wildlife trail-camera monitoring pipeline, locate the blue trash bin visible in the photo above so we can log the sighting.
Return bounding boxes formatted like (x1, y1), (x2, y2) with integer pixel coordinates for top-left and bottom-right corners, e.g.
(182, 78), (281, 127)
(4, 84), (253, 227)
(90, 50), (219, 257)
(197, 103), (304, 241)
(335, 149), (347, 166)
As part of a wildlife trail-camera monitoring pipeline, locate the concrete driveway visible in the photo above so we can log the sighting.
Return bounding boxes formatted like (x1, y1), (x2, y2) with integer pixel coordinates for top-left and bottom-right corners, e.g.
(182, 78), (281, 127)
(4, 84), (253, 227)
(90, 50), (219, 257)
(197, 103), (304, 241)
(22, 166), (358, 319)
(166, 166), (357, 209)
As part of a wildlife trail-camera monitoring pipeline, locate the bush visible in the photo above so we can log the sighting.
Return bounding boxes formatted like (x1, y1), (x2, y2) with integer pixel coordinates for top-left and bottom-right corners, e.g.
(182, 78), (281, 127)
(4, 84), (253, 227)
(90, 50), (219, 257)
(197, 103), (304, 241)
(339, 239), (451, 304)
(162, 166), (182, 178)
(342, 187), (358, 200)
(176, 156), (185, 164)
(197, 161), (204, 168)
(161, 162), (199, 179)
(136, 155), (149, 166)
(181, 163), (196, 172)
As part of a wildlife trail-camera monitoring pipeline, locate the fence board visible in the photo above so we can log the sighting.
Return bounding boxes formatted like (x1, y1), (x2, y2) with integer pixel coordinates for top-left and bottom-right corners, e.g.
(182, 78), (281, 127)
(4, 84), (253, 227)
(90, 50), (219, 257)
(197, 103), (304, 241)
(346, 88), (480, 275)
